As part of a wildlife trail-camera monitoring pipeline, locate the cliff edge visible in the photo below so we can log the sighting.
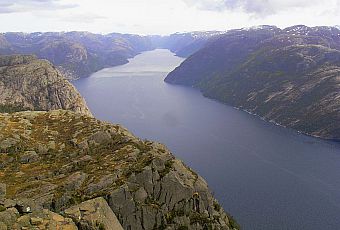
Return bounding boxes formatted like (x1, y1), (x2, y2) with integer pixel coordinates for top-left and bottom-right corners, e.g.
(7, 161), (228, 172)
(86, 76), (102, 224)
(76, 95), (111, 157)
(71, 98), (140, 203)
(0, 110), (238, 230)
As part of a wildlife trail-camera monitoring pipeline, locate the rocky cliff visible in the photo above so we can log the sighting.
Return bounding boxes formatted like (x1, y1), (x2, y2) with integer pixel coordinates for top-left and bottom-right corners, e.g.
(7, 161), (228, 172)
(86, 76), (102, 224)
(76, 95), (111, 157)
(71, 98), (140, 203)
(0, 55), (92, 116)
(165, 25), (340, 140)
(0, 110), (238, 230)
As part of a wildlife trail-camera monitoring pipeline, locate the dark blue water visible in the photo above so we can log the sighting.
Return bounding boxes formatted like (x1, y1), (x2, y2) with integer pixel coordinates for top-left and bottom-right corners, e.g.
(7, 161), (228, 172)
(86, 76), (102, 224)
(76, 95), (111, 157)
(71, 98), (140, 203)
(74, 49), (340, 230)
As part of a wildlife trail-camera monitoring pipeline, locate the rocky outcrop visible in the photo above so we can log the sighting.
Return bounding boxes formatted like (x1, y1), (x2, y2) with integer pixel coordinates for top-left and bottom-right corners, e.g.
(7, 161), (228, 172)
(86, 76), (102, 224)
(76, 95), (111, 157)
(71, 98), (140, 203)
(0, 196), (123, 229)
(0, 110), (238, 230)
(165, 25), (340, 140)
(0, 198), (77, 229)
(65, 197), (123, 230)
(0, 55), (92, 116)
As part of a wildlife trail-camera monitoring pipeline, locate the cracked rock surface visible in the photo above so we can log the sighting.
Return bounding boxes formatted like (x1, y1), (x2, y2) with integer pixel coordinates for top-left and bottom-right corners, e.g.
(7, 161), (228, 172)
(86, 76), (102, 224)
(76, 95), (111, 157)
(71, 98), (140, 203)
(0, 110), (238, 230)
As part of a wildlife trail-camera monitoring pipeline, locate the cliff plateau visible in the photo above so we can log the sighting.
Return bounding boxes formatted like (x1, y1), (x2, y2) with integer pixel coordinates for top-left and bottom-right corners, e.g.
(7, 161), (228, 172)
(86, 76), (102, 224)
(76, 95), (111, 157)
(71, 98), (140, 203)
(0, 110), (238, 230)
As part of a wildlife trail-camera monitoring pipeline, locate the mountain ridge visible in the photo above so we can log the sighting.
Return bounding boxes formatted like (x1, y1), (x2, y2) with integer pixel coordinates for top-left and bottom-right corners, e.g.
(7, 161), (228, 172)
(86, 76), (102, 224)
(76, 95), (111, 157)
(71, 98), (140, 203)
(165, 25), (340, 140)
(0, 31), (222, 79)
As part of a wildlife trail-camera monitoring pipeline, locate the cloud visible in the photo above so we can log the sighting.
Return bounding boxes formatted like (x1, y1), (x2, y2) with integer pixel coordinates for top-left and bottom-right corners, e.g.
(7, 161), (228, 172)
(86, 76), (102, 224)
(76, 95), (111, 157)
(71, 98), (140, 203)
(183, 0), (328, 16)
(60, 13), (107, 24)
(0, 0), (339, 35)
(0, 0), (77, 14)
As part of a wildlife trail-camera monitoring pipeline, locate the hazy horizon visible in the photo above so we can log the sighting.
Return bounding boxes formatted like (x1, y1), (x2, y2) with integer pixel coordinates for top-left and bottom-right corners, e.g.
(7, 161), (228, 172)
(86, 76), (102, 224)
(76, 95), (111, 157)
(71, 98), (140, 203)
(2, 24), (340, 37)
(0, 0), (340, 35)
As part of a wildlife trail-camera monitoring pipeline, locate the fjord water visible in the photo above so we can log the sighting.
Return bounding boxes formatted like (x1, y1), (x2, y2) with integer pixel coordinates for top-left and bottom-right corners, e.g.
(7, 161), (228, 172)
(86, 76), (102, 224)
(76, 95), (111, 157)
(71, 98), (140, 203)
(74, 49), (340, 230)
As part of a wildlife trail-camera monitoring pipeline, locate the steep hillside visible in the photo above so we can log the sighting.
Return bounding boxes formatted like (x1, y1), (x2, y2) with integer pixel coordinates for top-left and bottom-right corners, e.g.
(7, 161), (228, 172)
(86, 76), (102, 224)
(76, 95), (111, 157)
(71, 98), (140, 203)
(0, 110), (238, 230)
(0, 55), (92, 116)
(1, 32), (155, 79)
(165, 25), (340, 140)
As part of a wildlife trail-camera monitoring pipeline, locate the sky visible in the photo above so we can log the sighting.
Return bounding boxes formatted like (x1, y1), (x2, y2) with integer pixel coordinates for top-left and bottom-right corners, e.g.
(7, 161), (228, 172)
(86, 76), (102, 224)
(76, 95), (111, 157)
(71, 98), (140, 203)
(0, 0), (340, 35)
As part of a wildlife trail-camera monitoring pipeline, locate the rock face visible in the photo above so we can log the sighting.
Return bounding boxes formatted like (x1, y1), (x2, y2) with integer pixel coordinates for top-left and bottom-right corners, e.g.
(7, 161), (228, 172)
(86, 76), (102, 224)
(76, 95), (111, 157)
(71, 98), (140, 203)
(0, 198), (77, 229)
(0, 110), (238, 230)
(65, 197), (123, 230)
(165, 25), (340, 140)
(0, 55), (92, 116)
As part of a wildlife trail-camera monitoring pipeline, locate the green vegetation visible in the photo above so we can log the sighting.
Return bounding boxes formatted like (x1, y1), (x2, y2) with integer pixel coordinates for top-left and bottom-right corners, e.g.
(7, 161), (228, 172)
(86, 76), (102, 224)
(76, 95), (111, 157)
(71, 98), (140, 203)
(0, 104), (30, 113)
(227, 214), (241, 230)
(213, 201), (221, 212)
(178, 226), (189, 230)
(165, 208), (185, 223)
(189, 212), (214, 229)
(159, 160), (174, 178)
(96, 222), (105, 230)
(0, 205), (6, 212)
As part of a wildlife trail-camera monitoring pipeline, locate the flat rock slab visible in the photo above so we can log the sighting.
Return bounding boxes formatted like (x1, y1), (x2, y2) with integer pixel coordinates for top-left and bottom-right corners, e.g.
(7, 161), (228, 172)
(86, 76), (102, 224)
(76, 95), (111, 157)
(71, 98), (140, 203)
(65, 197), (123, 230)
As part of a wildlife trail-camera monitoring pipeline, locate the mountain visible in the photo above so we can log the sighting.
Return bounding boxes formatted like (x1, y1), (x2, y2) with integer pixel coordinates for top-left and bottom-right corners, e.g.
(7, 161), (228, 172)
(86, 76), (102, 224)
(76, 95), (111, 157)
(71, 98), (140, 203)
(0, 35), (12, 54)
(0, 31), (224, 79)
(165, 25), (340, 140)
(0, 110), (238, 230)
(152, 31), (225, 57)
(0, 54), (92, 116)
(1, 32), (155, 79)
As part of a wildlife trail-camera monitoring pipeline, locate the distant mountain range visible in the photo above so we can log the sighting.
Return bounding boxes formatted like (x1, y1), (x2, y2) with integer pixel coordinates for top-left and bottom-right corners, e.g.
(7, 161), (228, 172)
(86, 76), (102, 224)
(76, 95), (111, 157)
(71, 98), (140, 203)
(0, 31), (222, 79)
(165, 25), (340, 140)
(2, 26), (338, 140)
(150, 31), (225, 57)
